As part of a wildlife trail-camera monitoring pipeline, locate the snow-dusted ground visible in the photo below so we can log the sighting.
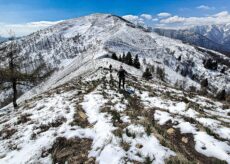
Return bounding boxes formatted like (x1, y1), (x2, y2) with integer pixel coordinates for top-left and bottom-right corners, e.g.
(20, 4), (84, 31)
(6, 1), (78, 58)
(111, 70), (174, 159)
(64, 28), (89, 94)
(0, 66), (229, 163)
(0, 13), (230, 164)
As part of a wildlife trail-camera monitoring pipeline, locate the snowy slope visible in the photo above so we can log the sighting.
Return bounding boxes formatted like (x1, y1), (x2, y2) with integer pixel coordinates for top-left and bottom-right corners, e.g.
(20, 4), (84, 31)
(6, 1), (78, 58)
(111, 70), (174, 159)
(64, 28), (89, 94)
(0, 67), (229, 164)
(0, 14), (229, 107)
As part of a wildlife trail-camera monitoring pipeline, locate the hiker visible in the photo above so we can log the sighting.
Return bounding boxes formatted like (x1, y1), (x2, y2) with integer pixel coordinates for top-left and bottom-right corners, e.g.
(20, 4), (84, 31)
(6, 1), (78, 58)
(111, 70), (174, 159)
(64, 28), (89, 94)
(109, 64), (112, 73)
(117, 66), (127, 89)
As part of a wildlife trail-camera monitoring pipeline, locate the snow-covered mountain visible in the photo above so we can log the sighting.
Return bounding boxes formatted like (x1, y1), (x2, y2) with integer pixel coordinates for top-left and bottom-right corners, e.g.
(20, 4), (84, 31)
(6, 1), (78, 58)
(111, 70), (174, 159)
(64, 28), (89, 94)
(154, 24), (230, 56)
(0, 14), (229, 107)
(0, 14), (230, 163)
(192, 24), (230, 47)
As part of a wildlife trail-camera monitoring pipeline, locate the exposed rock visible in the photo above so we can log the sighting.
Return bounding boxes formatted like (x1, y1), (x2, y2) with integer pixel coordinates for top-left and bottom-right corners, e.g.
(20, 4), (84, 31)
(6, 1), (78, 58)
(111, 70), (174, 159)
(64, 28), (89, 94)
(71, 107), (90, 128)
(167, 128), (175, 135)
(78, 111), (88, 120)
(135, 143), (143, 149)
(185, 102), (191, 110)
(27, 103), (37, 109)
(181, 137), (188, 144)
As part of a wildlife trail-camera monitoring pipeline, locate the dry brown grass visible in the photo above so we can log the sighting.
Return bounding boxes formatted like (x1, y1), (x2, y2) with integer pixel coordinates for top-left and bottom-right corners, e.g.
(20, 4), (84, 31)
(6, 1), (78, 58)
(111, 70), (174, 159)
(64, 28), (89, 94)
(50, 137), (95, 164)
(0, 125), (17, 139)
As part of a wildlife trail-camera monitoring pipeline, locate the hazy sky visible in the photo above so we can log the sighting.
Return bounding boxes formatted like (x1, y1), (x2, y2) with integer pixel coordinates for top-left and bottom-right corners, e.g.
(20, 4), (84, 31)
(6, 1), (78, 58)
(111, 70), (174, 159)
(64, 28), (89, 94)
(0, 0), (229, 37)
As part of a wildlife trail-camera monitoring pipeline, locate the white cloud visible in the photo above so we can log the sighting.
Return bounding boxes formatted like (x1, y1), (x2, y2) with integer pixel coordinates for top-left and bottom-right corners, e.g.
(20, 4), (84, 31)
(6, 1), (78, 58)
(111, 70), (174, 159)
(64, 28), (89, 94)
(0, 20), (62, 37)
(160, 16), (185, 24)
(140, 14), (152, 20)
(159, 11), (230, 28)
(157, 12), (171, 17)
(214, 11), (229, 17)
(122, 15), (139, 21)
(122, 15), (144, 25)
(197, 5), (215, 10)
(121, 11), (230, 29)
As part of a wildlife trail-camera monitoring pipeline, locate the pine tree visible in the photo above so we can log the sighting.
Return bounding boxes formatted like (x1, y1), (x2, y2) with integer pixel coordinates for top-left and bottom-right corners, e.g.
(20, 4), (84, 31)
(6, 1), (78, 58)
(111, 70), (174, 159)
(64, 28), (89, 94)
(142, 68), (152, 80)
(126, 52), (133, 66)
(216, 89), (226, 101)
(150, 65), (155, 73)
(134, 54), (141, 69)
(143, 58), (146, 65)
(111, 53), (118, 60)
(122, 53), (126, 62)
(221, 66), (226, 74)
(201, 78), (208, 88)
(118, 55), (122, 61)
(156, 66), (165, 81)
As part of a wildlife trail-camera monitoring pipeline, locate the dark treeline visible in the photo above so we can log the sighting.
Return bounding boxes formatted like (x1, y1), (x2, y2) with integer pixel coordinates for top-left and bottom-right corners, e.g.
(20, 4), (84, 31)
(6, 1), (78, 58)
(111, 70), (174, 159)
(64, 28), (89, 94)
(111, 52), (140, 69)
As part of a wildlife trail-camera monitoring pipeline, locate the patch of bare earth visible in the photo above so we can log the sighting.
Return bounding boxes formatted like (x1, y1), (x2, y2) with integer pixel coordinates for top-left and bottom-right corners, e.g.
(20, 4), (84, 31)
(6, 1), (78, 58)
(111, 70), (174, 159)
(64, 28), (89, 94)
(156, 121), (228, 164)
(50, 137), (95, 164)
(0, 125), (17, 139)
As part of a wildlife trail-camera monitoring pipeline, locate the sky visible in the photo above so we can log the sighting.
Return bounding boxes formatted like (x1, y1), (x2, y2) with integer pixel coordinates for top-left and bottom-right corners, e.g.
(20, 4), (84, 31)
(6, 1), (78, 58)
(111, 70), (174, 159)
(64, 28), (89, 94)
(0, 0), (230, 37)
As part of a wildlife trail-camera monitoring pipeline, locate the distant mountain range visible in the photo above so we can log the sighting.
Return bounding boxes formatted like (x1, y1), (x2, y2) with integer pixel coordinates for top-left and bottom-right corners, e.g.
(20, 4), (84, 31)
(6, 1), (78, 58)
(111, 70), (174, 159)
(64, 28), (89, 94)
(0, 36), (7, 43)
(154, 24), (230, 56)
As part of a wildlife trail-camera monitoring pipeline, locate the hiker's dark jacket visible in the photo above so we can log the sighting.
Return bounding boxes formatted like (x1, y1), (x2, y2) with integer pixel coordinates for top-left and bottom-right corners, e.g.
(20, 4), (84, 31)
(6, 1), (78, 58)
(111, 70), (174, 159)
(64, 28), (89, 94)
(117, 68), (127, 79)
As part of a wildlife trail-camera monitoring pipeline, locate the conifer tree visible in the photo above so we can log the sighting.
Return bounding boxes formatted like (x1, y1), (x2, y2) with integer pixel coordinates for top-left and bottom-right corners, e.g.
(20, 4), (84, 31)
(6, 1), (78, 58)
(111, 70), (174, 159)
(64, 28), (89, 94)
(142, 68), (152, 80)
(118, 55), (122, 61)
(126, 52), (133, 66)
(201, 78), (208, 88)
(122, 53), (126, 62)
(134, 54), (141, 69)
(156, 66), (165, 81)
(111, 52), (118, 60)
(216, 89), (226, 101)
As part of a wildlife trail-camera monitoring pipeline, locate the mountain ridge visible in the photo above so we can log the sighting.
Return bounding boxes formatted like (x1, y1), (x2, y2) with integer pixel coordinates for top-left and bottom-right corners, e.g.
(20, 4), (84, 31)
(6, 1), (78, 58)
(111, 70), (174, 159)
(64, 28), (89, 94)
(0, 13), (229, 107)
(0, 13), (230, 164)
